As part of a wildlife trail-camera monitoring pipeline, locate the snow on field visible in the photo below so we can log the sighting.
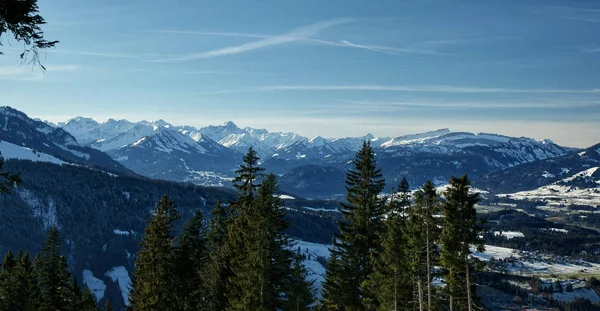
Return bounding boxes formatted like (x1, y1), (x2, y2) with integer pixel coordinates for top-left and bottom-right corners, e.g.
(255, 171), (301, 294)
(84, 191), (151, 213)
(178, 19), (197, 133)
(0, 140), (65, 165)
(472, 245), (600, 277)
(83, 269), (106, 302)
(498, 167), (600, 207)
(105, 266), (132, 306)
(553, 289), (600, 303)
(293, 240), (331, 297)
(472, 245), (517, 261)
(493, 231), (524, 239)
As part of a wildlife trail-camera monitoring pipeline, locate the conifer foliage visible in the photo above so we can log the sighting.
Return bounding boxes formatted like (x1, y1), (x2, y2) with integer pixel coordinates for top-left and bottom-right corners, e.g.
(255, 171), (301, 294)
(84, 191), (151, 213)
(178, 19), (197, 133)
(440, 174), (485, 311)
(323, 141), (386, 310)
(0, 145), (489, 311)
(0, 227), (99, 311)
(129, 195), (180, 311)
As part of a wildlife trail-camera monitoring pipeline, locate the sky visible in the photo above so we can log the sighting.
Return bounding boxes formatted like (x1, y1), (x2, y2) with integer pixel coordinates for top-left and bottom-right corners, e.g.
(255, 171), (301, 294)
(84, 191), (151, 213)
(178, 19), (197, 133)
(1, 0), (599, 148)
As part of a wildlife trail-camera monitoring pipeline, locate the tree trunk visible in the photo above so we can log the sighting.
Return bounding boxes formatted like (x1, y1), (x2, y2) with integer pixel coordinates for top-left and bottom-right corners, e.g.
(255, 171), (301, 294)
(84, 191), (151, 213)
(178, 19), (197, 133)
(394, 273), (398, 311)
(466, 254), (472, 311)
(426, 222), (432, 311)
(449, 266), (454, 311)
(418, 278), (424, 311)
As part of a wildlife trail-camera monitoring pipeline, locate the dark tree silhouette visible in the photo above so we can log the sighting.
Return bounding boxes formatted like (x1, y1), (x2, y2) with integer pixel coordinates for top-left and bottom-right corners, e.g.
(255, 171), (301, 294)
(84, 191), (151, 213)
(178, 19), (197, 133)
(0, 0), (58, 69)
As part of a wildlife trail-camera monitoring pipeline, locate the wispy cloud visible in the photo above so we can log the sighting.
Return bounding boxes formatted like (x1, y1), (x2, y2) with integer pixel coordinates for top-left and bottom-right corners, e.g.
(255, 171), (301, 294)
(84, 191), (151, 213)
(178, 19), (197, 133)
(139, 25), (446, 58)
(251, 84), (600, 94)
(52, 49), (177, 60)
(135, 29), (267, 39)
(342, 98), (600, 110)
(152, 19), (353, 62)
(0, 65), (79, 81)
(537, 5), (600, 23)
(581, 47), (600, 53)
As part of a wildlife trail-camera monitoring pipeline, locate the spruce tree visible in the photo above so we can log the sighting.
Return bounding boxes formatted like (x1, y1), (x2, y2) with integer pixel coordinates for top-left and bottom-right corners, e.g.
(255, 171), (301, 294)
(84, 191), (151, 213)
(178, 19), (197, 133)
(0, 158), (22, 195)
(323, 141), (386, 310)
(232, 146), (264, 205)
(79, 287), (99, 311)
(36, 226), (76, 311)
(415, 180), (440, 310)
(174, 209), (210, 311)
(440, 175), (484, 311)
(223, 147), (266, 310)
(0, 250), (16, 311)
(364, 179), (413, 311)
(0, 251), (39, 311)
(104, 300), (113, 311)
(283, 248), (314, 311)
(206, 198), (232, 311)
(129, 195), (180, 311)
(226, 172), (295, 310)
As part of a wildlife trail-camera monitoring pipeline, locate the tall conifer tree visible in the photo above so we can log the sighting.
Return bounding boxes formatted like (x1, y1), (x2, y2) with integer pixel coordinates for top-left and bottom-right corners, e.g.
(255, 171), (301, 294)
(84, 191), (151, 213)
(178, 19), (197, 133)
(323, 141), (385, 310)
(364, 178), (412, 311)
(174, 209), (210, 311)
(36, 226), (76, 311)
(283, 248), (314, 311)
(440, 175), (484, 311)
(207, 198), (232, 311)
(129, 195), (180, 311)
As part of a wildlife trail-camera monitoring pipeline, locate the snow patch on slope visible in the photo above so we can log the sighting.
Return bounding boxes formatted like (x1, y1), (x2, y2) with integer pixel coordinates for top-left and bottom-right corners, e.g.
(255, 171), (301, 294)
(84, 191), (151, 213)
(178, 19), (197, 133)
(83, 269), (106, 302)
(293, 240), (331, 297)
(0, 140), (65, 165)
(105, 266), (132, 306)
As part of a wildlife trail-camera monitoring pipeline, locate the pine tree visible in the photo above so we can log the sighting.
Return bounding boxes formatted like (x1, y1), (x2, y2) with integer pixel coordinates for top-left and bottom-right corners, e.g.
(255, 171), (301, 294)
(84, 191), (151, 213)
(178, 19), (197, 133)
(364, 179), (413, 311)
(36, 226), (76, 311)
(226, 173), (296, 310)
(440, 175), (484, 311)
(0, 155), (22, 195)
(323, 141), (386, 310)
(79, 287), (99, 311)
(206, 198), (232, 311)
(283, 248), (314, 311)
(0, 251), (39, 311)
(397, 177), (410, 220)
(0, 250), (16, 310)
(104, 300), (113, 311)
(129, 195), (180, 311)
(232, 146), (264, 205)
(415, 181), (441, 311)
(174, 209), (210, 311)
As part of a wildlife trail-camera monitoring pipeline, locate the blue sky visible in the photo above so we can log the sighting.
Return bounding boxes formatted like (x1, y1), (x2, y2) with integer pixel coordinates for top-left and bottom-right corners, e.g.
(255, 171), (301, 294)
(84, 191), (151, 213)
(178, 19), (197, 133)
(1, 0), (599, 147)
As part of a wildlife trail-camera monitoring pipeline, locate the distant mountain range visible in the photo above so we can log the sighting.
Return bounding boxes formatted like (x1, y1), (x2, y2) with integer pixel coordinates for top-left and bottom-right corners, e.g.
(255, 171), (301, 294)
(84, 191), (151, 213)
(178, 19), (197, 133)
(2, 106), (594, 199)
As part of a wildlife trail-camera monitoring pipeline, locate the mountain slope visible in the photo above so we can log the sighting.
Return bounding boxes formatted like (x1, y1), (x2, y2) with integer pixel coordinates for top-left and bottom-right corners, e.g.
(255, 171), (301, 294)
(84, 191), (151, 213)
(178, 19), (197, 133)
(0, 159), (339, 308)
(497, 166), (600, 207)
(475, 143), (600, 193)
(0, 107), (133, 175)
(108, 128), (242, 186)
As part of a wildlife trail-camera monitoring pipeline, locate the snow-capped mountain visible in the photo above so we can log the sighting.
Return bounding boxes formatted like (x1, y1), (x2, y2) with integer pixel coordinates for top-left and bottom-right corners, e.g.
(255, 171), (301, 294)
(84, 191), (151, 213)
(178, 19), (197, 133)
(497, 166), (600, 207)
(36, 107), (584, 197)
(60, 117), (137, 145)
(0, 107), (132, 175)
(476, 142), (600, 193)
(107, 127), (241, 186)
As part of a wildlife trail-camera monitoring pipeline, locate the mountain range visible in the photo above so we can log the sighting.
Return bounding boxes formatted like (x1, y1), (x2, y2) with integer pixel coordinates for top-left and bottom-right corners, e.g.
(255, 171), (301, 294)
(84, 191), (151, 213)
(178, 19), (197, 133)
(1, 106), (594, 199)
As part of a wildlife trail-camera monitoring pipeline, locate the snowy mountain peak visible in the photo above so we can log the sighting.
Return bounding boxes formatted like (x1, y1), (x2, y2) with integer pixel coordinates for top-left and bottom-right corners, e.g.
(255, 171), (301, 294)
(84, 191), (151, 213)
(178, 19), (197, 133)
(309, 136), (329, 146)
(381, 128), (452, 147)
(223, 121), (238, 129)
(151, 119), (172, 128)
(65, 116), (99, 126)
